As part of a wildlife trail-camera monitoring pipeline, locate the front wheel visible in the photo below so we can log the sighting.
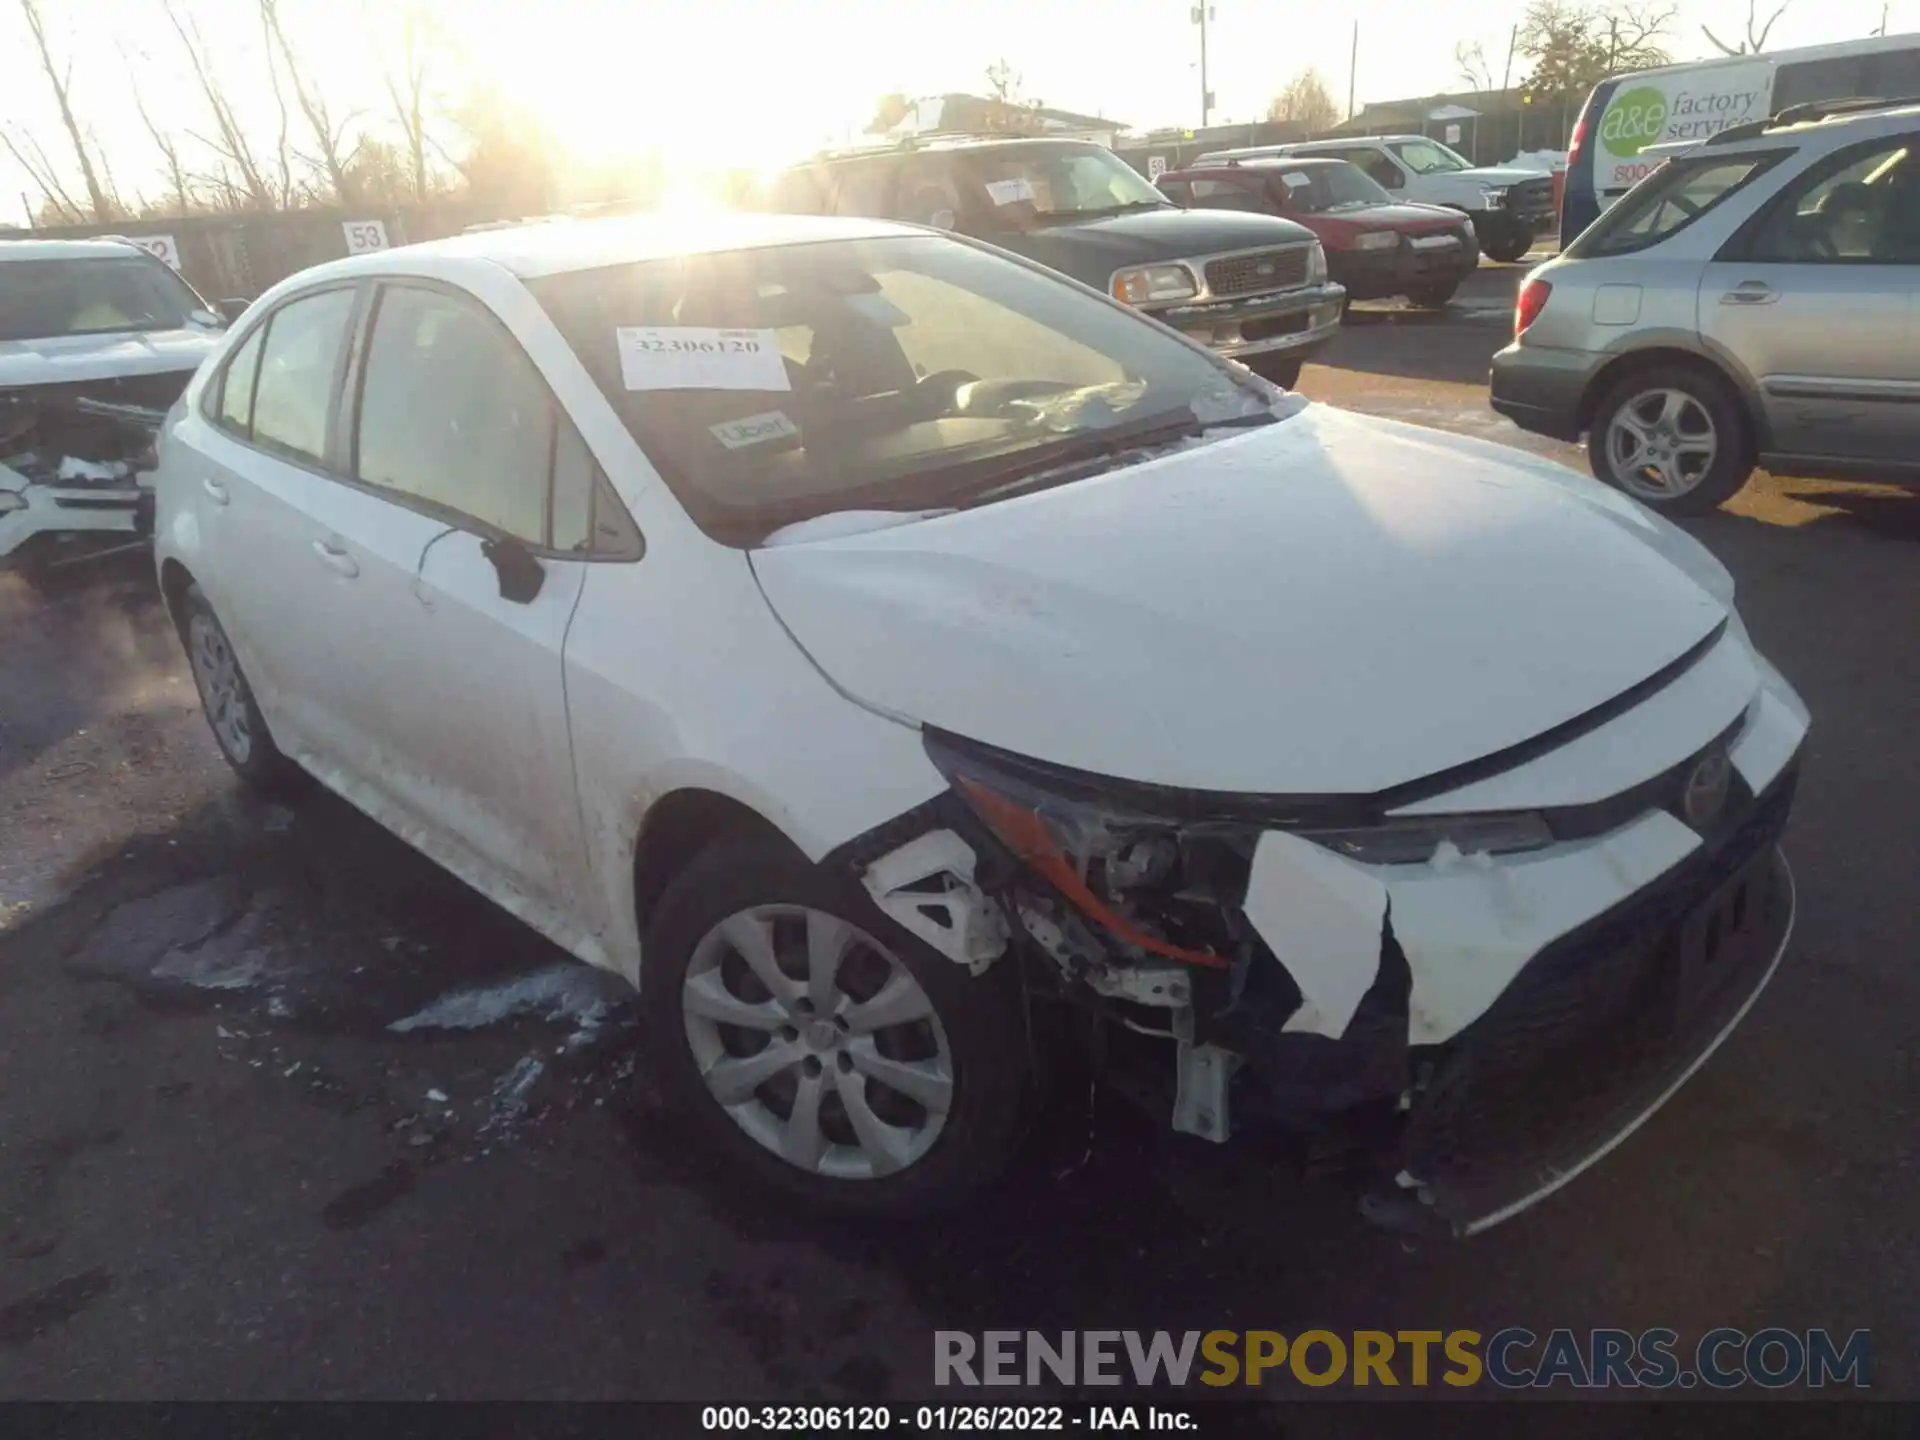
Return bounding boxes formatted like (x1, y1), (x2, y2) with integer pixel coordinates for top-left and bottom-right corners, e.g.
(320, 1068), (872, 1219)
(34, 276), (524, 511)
(1408, 281), (1458, 310)
(1246, 354), (1303, 389)
(1588, 365), (1755, 516)
(1478, 219), (1533, 264)
(642, 838), (1028, 1215)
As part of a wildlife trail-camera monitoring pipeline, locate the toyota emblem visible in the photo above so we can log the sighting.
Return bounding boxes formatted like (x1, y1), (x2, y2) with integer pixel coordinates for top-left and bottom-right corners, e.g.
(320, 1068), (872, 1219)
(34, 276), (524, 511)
(1681, 750), (1733, 828)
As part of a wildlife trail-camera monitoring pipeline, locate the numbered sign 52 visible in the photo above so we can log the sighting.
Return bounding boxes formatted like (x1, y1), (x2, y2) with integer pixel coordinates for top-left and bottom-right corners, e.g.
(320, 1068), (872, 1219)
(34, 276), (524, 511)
(130, 234), (181, 270)
(343, 220), (390, 255)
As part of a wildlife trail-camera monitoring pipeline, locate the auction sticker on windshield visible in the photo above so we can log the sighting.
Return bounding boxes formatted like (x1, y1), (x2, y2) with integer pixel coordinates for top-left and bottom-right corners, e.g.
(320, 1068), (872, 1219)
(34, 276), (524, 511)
(617, 327), (790, 391)
(985, 176), (1036, 207)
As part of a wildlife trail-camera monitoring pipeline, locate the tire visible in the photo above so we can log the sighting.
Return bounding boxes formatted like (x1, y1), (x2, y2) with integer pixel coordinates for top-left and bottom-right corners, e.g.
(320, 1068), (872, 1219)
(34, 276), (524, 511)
(1587, 364), (1755, 517)
(641, 837), (1028, 1216)
(179, 583), (303, 794)
(1408, 281), (1458, 310)
(1247, 354), (1303, 389)
(1478, 220), (1532, 264)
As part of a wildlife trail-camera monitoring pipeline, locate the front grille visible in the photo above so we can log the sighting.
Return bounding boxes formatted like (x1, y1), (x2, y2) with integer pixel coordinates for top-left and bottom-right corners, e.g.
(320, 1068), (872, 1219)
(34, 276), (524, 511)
(1509, 177), (1555, 215)
(1204, 247), (1309, 297)
(1403, 767), (1798, 1225)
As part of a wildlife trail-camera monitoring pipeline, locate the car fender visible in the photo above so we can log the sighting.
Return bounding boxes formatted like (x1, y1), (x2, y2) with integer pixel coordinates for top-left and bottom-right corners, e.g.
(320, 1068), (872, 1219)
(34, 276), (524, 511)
(1581, 329), (1774, 451)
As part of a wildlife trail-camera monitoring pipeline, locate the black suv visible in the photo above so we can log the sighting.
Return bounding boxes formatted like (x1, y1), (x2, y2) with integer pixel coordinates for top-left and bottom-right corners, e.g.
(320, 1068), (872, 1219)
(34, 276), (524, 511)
(759, 137), (1346, 387)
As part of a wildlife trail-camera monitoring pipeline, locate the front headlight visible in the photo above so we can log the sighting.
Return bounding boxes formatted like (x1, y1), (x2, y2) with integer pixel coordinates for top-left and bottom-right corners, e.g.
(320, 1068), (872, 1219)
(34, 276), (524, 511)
(1353, 231), (1400, 251)
(1111, 263), (1199, 306)
(1306, 241), (1328, 281)
(1300, 813), (1553, 866)
(927, 735), (1250, 969)
(1480, 186), (1510, 209)
(0, 491), (26, 514)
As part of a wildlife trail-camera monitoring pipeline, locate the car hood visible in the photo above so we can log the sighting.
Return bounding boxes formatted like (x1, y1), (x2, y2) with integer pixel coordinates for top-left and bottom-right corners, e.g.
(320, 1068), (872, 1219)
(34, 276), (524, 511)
(751, 405), (1730, 795)
(0, 327), (222, 390)
(989, 207), (1318, 289)
(1454, 165), (1551, 186)
(1308, 202), (1472, 231)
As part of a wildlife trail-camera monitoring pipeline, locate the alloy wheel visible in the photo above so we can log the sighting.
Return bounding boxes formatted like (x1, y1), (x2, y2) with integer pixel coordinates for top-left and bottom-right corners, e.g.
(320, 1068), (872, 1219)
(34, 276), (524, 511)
(1605, 388), (1719, 501)
(187, 612), (253, 764)
(681, 905), (954, 1180)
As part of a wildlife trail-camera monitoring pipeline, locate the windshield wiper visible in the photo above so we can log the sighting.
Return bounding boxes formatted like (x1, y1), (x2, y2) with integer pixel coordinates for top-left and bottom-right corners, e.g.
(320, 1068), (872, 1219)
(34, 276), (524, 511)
(943, 406), (1275, 508)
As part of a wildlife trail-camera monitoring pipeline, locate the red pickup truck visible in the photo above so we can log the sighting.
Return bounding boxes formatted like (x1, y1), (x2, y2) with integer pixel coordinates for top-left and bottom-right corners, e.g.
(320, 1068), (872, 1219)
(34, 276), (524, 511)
(1156, 156), (1480, 309)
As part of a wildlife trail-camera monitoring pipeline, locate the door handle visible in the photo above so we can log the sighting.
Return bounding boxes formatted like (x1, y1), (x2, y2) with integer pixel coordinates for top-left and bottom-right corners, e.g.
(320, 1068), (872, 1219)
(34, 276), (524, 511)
(312, 537), (359, 578)
(201, 476), (230, 505)
(1721, 281), (1779, 305)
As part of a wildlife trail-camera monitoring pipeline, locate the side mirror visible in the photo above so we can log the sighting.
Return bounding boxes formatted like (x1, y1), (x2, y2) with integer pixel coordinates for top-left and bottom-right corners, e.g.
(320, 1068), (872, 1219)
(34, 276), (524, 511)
(216, 297), (253, 323)
(481, 535), (545, 604)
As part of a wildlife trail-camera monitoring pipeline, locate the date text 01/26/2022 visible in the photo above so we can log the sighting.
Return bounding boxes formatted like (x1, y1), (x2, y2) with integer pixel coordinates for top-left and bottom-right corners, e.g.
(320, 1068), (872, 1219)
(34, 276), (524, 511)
(701, 1405), (1197, 1432)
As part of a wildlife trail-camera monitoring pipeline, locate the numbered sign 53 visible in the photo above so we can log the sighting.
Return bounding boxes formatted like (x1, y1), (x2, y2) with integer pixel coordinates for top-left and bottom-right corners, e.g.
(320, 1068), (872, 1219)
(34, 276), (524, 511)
(130, 234), (181, 270)
(343, 220), (390, 255)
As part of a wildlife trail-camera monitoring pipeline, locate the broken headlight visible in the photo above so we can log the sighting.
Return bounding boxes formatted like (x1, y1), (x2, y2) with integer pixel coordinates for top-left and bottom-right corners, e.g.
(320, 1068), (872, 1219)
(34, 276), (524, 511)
(1299, 813), (1553, 865)
(925, 735), (1254, 969)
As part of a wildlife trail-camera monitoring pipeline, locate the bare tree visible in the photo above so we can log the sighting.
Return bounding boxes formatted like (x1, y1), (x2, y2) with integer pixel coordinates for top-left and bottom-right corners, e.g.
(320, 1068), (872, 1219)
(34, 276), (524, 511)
(1267, 68), (1342, 133)
(17, 0), (114, 220)
(381, 7), (436, 201)
(1456, 40), (1497, 90)
(164, 0), (277, 211)
(985, 58), (1022, 103)
(1703, 0), (1793, 55)
(0, 126), (84, 221)
(260, 0), (362, 205)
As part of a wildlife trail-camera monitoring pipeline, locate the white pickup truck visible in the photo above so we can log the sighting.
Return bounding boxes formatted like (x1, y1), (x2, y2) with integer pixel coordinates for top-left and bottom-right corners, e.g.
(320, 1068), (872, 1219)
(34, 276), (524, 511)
(1196, 135), (1557, 262)
(2, 238), (229, 580)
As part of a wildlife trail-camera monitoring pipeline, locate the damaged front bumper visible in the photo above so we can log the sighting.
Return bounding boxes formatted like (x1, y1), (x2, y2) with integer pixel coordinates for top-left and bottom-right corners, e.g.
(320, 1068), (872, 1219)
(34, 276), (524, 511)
(1147, 282), (1347, 361)
(834, 636), (1807, 1237)
(1, 395), (168, 566)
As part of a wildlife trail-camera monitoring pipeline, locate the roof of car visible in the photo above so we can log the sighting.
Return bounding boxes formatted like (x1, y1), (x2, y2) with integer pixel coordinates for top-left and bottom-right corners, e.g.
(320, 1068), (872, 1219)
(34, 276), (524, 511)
(1166, 156), (1346, 176)
(807, 134), (1109, 166)
(301, 211), (922, 284)
(1675, 97), (1920, 157)
(0, 236), (158, 262)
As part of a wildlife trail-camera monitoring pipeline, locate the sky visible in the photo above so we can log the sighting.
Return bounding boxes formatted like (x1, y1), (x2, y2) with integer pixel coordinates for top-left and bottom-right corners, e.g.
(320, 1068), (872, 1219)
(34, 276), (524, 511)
(2, 0), (1914, 223)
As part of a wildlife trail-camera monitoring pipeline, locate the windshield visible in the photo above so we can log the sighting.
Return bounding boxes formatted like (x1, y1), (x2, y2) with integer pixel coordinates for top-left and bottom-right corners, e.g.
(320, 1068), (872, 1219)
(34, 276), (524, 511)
(960, 145), (1170, 221)
(1389, 140), (1474, 175)
(1272, 162), (1393, 212)
(531, 235), (1276, 545)
(0, 256), (204, 342)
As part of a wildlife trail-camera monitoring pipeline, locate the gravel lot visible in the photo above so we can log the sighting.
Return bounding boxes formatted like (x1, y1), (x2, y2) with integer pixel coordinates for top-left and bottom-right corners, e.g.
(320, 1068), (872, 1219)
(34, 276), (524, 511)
(2, 258), (1914, 1402)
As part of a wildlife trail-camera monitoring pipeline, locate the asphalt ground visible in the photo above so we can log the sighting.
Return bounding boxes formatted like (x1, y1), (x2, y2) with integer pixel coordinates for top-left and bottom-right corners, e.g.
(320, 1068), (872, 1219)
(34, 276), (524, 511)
(2, 255), (1914, 1404)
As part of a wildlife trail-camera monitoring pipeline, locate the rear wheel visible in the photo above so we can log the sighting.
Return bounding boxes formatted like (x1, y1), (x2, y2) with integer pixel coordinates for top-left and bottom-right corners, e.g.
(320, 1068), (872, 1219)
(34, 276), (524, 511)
(1587, 364), (1755, 516)
(1246, 354), (1303, 389)
(642, 838), (1028, 1215)
(180, 584), (303, 793)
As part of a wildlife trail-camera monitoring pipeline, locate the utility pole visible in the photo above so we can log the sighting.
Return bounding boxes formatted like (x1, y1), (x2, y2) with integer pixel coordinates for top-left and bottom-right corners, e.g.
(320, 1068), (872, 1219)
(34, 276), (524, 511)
(1501, 23), (1518, 90)
(1348, 19), (1358, 120)
(1192, 4), (1216, 127)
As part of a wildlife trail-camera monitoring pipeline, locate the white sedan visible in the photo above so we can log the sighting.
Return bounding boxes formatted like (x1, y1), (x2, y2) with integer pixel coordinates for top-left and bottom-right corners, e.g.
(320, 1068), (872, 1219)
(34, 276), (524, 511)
(153, 213), (1807, 1233)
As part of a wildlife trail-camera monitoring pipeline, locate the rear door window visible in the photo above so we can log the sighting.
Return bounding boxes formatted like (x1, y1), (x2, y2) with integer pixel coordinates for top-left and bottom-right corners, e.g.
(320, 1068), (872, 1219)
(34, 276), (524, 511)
(249, 287), (356, 465)
(1566, 151), (1789, 257)
(1736, 137), (1920, 263)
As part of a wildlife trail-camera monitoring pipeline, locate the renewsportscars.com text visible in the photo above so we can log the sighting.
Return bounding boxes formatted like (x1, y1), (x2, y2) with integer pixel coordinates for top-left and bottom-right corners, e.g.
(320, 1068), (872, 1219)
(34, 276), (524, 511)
(934, 1328), (1871, 1390)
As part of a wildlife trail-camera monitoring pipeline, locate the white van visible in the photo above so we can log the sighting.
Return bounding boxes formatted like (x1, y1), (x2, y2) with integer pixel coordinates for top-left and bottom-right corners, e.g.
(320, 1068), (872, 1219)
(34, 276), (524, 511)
(1561, 32), (1920, 240)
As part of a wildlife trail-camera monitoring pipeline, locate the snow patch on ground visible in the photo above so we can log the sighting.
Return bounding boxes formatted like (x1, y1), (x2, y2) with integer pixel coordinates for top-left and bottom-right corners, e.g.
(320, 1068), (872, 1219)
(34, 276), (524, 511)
(386, 963), (625, 1036)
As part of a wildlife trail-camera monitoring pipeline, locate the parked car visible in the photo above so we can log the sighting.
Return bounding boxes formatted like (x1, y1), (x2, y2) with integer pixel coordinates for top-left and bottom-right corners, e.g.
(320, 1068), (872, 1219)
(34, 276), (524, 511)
(1156, 156), (1481, 308)
(154, 212), (1806, 1235)
(1493, 98), (1920, 515)
(1, 238), (230, 576)
(756, 136), (1344, 388)
(1559, 30), (1920, 242)
(1198, 137), (1555, 262)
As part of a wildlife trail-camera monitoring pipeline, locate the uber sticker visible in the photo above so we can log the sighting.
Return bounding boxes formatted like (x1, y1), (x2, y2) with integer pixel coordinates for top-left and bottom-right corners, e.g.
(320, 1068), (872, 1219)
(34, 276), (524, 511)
(710, 410), (801, 450)
(984, 176), (1035, 206)
(616, 326), (790, 392)
(1282, 172), (1312, 186)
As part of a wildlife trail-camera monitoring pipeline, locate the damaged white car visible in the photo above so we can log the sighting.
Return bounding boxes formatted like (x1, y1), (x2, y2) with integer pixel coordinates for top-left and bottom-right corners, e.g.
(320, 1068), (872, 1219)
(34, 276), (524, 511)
(151, 214), (1807, 1234)
(1, 238), (230, 577)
